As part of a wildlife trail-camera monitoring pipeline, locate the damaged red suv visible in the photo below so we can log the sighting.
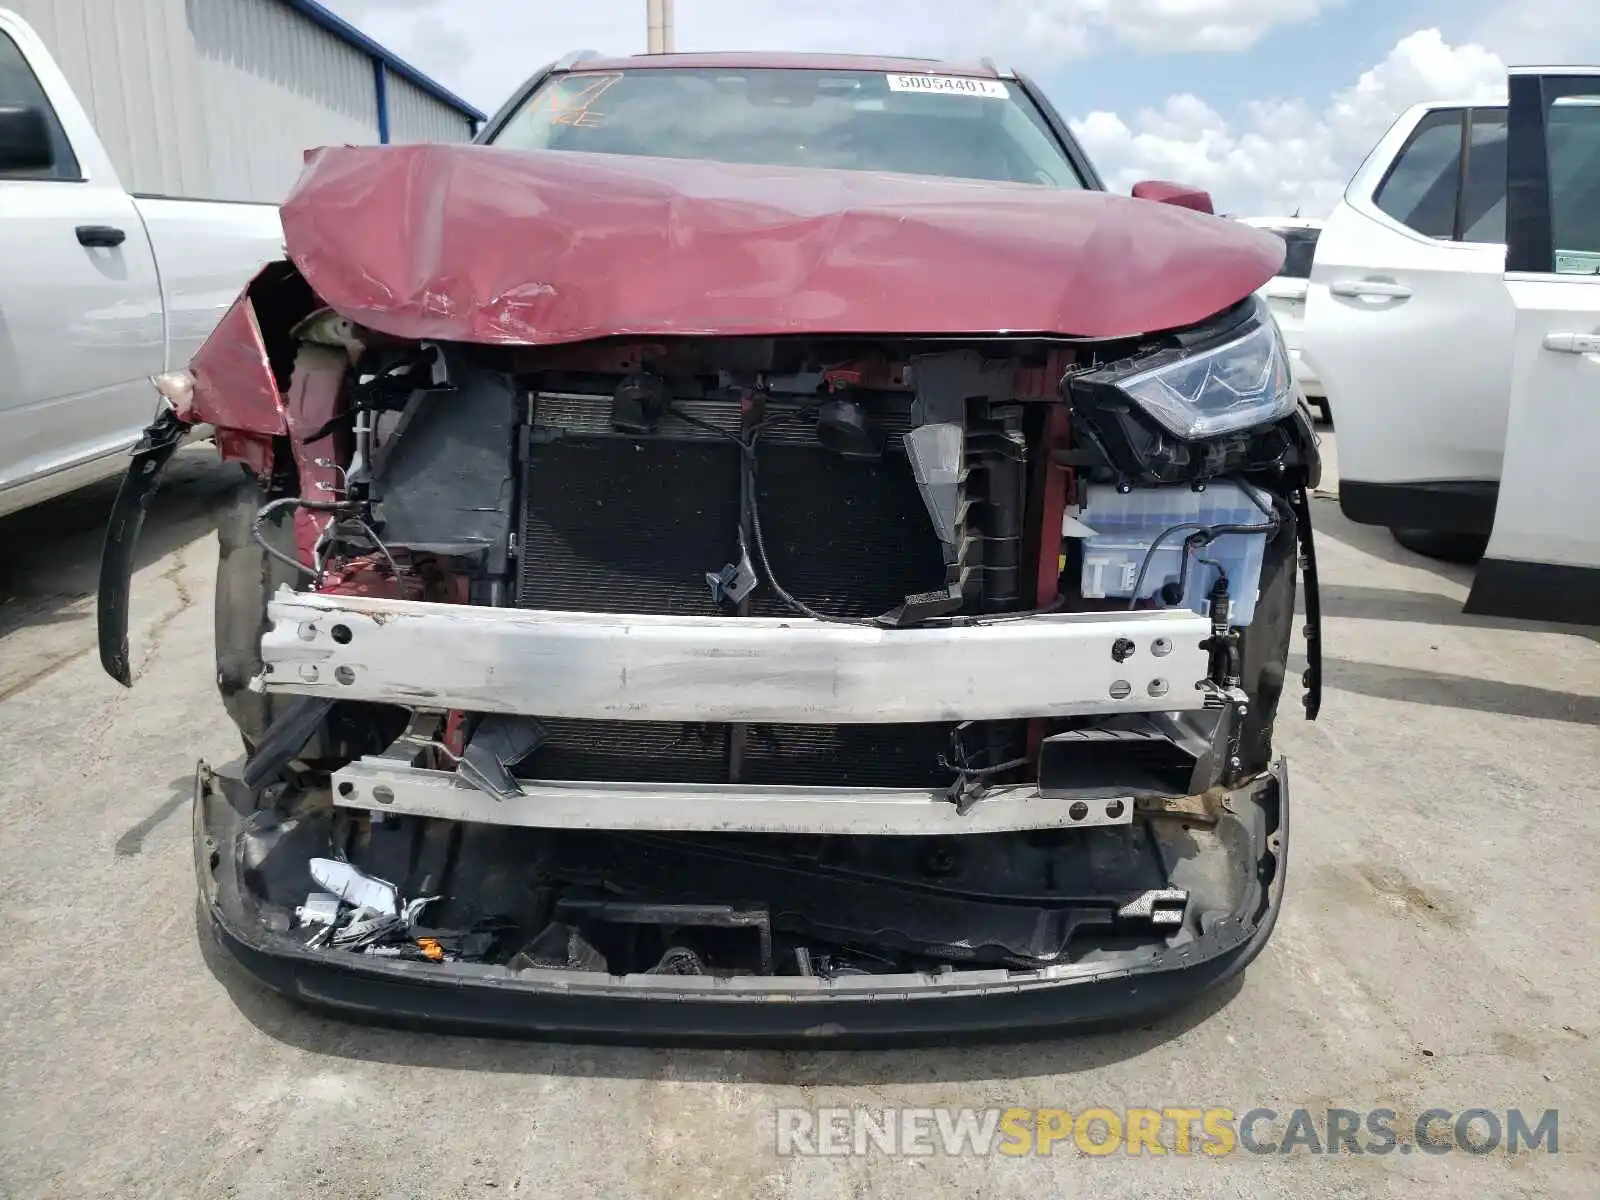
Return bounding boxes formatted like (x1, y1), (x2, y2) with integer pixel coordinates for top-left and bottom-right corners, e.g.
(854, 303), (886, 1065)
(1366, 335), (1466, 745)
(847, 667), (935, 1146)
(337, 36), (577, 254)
(99, 52), (1321, 1042)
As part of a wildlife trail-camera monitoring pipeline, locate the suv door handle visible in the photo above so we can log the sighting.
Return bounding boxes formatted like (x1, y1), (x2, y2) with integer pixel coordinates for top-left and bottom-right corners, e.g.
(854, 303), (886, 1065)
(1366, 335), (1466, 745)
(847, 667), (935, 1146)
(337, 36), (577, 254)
(1329, 280), (1412, 299)
(75, 224), (126, 248)
(1543, 333), (1600, 355)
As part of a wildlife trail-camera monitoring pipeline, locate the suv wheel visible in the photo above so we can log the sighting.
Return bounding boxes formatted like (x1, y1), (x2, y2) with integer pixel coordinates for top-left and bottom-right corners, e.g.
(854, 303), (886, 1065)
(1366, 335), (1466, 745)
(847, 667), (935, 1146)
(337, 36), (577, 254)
(1390, 527), (1489, 565)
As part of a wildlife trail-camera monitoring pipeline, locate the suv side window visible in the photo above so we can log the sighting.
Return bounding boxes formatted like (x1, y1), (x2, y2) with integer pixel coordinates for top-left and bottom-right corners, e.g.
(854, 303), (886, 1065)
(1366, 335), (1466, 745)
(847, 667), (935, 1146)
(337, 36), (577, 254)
(1373, 106), (1507, 244)
(1461, 109), (1508, 244)
(1374, 110), (1462, 237)
(0, 29), (79, 181)
(1548, 92), (1600, 274)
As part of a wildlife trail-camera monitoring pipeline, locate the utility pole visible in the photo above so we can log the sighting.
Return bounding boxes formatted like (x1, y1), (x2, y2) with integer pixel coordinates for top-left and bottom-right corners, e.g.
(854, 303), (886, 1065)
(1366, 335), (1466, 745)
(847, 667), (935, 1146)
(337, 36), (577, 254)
(646, 0), (675, 53)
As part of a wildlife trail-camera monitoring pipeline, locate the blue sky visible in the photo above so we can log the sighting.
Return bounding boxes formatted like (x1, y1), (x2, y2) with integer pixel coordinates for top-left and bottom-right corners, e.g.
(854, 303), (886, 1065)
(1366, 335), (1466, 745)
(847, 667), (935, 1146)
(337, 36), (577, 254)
(323, 0), (1597, 215)
(1026, 0), (1548, 129)
(1041, 3), (1425, 118)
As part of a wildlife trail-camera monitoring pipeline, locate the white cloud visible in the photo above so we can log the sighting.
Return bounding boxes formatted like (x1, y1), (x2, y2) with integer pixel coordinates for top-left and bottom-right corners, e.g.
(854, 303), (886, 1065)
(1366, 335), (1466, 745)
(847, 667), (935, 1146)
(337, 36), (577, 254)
(1472, 0), (1600, 65)
(1079, 0), (1333, 53)
(1073, 29), (1507, 216)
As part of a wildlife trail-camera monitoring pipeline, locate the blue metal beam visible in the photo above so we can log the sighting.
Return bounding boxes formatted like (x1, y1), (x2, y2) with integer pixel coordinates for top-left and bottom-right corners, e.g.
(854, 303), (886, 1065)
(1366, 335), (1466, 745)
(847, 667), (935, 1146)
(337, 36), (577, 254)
(373, 57), (390, 143)
(276, 0), (486, 123)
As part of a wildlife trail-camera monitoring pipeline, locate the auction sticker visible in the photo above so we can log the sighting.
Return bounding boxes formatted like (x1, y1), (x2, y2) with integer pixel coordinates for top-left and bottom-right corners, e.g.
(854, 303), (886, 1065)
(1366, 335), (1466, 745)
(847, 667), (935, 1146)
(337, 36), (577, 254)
(886, 74), (1008, 99)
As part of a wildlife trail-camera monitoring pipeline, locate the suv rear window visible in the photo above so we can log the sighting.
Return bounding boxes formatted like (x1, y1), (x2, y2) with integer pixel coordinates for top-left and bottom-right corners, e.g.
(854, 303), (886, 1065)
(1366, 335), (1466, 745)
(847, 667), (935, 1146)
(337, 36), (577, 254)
(1373, 106), (1507, 243)
(490, 68), (1086, 188)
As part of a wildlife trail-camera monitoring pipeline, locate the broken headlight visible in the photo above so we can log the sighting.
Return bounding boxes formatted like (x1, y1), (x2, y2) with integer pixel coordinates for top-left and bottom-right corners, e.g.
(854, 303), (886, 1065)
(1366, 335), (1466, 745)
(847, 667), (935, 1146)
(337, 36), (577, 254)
(1100, 308), (1296, 440)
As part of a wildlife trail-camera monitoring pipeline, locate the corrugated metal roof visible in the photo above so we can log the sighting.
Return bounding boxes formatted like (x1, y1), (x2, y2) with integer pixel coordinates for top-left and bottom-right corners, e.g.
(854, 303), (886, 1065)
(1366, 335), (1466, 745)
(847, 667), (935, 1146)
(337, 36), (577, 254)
(276, 0), (485, 121)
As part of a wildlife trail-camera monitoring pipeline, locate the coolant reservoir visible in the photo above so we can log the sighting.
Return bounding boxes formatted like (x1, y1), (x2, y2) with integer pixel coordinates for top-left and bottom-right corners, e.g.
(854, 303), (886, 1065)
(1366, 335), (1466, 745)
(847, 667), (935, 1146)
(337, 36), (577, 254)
(1077, 481), (1272, 624)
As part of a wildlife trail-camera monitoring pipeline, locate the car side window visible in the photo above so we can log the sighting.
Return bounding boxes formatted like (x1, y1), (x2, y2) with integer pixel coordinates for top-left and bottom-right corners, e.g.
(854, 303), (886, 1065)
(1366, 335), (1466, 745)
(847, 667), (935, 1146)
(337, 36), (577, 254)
(0, 29), (79, 181)
(1373, 110), (1463, 238)
(1373, 107), (1508, 244)
(1547, 93), (1600, 275)
(1461, 109), (1508, 244)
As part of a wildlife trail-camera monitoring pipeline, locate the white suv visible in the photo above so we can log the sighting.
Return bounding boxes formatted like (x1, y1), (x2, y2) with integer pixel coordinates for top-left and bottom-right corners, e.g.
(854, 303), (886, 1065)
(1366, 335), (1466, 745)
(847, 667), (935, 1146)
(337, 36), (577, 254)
(1305, 98), (1513, 559)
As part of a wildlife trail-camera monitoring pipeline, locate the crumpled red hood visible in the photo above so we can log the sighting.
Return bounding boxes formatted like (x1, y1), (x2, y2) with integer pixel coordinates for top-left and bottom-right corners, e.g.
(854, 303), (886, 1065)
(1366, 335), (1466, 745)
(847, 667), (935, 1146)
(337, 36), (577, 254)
(279, 143), (1283, 345)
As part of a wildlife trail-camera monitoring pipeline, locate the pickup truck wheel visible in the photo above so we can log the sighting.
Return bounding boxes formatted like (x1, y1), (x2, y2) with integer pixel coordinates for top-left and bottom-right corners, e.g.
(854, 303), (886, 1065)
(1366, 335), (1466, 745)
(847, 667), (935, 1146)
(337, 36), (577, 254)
(1390, 526), (1489, 565)
(215, 482), (303, 751)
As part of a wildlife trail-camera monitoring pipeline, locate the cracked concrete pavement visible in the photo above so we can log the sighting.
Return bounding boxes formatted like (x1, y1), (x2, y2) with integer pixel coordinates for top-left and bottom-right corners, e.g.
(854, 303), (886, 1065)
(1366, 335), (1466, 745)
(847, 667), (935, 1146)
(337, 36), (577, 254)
(0, 440), (1596, 1199)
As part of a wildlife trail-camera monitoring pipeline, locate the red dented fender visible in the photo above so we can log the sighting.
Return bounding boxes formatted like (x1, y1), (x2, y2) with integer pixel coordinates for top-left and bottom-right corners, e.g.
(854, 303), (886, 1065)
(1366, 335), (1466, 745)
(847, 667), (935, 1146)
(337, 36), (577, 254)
(187, 289), (285, 434)
(271, 143), (1284, 347)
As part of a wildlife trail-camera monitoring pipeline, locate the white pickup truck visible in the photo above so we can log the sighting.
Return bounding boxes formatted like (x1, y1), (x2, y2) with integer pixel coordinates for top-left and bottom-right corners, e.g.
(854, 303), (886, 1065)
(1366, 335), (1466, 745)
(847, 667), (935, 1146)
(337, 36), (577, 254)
(0, 8), (281, 518)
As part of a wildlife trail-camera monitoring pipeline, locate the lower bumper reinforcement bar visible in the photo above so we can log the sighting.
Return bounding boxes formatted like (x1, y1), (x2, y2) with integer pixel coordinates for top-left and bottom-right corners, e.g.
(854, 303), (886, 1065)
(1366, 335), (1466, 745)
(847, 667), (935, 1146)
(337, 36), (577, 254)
(260, 588), (1212, 724)
(330, 759), (1137, 834)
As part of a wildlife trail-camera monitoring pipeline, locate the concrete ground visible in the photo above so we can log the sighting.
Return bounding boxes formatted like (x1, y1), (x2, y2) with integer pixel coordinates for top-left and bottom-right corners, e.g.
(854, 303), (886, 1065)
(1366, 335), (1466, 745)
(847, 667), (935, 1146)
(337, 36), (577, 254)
(0, 438), (1595, 1199)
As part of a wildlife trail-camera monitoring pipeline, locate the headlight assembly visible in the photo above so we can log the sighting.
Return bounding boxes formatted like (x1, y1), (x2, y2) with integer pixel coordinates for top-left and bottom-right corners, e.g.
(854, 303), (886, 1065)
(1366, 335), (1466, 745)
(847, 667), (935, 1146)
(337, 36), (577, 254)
(1077, 308), (1298, 441)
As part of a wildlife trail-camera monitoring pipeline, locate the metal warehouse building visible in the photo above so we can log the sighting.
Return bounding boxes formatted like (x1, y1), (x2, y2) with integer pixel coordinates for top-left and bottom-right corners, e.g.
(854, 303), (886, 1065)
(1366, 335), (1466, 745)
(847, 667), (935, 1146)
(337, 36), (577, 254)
(6, 0), (483, 202)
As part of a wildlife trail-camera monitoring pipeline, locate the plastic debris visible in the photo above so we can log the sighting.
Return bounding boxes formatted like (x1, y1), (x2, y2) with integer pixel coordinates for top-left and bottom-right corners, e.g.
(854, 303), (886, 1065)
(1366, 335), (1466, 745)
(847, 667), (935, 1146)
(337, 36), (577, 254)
(309, 857), (400, 917)
(302, 858), (510, 961)
(415, 937), (446, 962)
(457, 715), (547, 800)
(904, 422), (965, 552)
(294, 892), (341, 928)
(508, 921), (608, 972)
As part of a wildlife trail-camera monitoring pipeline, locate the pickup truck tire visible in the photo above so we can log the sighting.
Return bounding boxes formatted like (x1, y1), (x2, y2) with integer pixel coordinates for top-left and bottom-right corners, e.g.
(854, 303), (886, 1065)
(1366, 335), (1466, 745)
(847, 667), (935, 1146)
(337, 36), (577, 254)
(215, 481), (302, 752)
(1390, 526), (1490, 565)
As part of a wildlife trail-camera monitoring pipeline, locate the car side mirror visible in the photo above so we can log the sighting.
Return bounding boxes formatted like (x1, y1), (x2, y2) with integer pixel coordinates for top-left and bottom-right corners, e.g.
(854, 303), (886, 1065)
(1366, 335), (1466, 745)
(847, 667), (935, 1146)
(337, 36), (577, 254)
(0, 104), (55, 173)
(1131, 180), (1215, 215)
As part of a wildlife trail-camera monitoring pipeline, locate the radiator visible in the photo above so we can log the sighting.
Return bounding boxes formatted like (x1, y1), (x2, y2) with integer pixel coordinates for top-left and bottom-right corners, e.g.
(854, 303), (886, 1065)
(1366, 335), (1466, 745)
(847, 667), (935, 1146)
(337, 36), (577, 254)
(516, 392), (952, 785)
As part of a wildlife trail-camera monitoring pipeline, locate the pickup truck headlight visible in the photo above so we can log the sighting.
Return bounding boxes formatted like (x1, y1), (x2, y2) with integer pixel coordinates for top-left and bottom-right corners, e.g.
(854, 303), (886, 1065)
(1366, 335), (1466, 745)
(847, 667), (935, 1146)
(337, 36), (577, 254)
(1106, 313), (1296, 440)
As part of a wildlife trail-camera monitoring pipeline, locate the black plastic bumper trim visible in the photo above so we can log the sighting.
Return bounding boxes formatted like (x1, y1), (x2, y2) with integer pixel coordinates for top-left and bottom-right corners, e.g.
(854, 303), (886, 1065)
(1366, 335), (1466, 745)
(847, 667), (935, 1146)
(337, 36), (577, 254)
(195, 762), (1290, 1046)
(97, 407), (190, 685)
(1339, 479), (1498, 536)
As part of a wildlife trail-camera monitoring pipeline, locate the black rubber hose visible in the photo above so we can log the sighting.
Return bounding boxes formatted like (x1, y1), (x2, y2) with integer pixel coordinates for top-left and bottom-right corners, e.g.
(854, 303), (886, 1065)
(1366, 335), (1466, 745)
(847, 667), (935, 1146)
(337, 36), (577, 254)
(251, 497), (344, 578)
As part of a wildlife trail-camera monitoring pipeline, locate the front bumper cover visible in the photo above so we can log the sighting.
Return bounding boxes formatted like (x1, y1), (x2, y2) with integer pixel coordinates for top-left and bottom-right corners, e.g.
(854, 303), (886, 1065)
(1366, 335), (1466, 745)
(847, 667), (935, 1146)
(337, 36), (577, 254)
(194, 759), (1289, 1045)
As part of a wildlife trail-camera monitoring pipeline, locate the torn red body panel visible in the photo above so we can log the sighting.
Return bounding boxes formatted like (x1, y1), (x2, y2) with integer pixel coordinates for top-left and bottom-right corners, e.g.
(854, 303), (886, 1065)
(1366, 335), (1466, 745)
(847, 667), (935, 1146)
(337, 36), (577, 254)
(188, 290), (287, 435)
(277, 144), (1284, 347)
(282, 347), (349, 562)
(213, 428), (275, 479)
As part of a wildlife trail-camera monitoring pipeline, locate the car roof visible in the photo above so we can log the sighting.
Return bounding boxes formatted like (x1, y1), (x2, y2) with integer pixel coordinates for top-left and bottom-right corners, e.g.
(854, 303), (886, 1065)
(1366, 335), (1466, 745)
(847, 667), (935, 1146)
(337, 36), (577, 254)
(566, 51), (1009, 78)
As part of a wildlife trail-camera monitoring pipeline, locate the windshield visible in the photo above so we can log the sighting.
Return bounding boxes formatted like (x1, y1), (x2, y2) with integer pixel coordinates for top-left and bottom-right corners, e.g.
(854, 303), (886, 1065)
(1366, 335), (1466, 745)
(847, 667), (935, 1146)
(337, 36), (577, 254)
(489, 68), (1086, 187)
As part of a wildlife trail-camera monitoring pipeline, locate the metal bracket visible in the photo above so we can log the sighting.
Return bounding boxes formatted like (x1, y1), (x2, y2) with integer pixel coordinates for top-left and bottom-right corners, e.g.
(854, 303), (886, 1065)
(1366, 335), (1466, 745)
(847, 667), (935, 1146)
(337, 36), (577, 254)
(329, 758), (1138, 835)
(1133, 789), (1231, 827)
(705, 534), (758, 607)
(1116, 888), (1189, 926)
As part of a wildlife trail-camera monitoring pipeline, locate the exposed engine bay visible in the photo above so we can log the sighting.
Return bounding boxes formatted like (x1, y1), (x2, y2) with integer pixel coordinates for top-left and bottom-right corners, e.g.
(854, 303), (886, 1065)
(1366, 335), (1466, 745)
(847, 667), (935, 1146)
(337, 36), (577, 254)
(99, 249), (1325, 1000)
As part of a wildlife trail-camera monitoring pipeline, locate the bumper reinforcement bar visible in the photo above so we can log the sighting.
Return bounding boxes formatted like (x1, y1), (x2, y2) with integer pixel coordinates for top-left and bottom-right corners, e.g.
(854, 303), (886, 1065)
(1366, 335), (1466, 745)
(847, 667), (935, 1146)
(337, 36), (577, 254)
(260, 589), (1212, 724)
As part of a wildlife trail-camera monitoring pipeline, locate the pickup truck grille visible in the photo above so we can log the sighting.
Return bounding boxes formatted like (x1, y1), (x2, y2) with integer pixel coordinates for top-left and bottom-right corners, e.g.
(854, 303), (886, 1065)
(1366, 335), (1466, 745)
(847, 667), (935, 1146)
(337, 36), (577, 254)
(515, 391), (952, 786)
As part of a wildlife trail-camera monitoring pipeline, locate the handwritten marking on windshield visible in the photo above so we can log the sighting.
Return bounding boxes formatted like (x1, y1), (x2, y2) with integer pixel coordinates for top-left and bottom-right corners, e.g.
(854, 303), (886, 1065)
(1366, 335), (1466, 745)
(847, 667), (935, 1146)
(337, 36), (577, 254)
(530, 73), (623, 129)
